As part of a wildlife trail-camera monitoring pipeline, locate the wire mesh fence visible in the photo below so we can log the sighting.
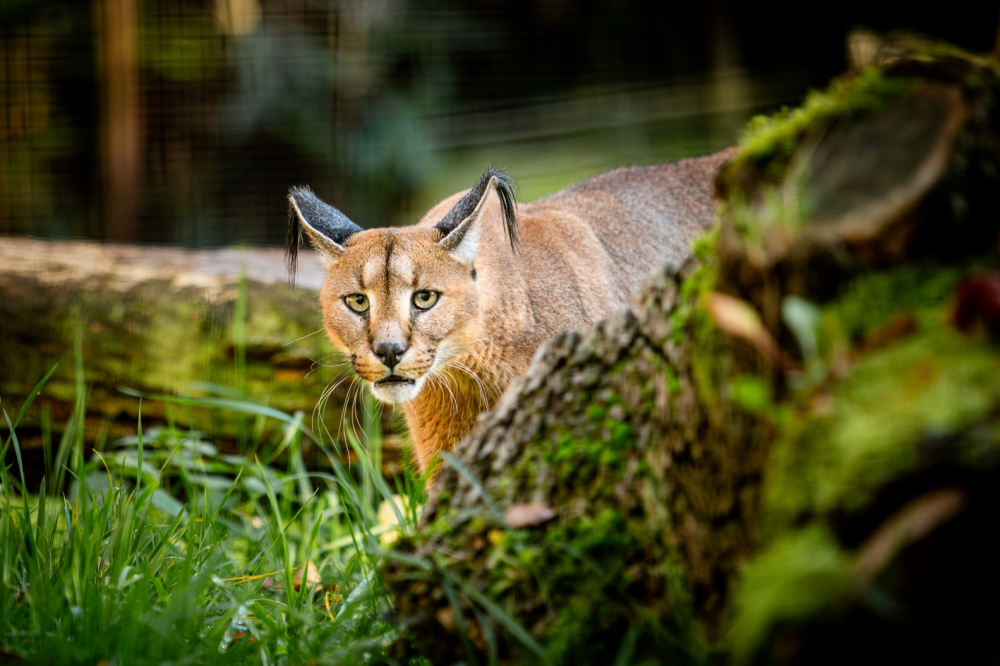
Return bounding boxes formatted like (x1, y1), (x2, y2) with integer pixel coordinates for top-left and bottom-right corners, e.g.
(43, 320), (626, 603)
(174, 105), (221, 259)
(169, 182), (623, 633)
(5, 1), (990, 247)
(3, 0), (351, 245)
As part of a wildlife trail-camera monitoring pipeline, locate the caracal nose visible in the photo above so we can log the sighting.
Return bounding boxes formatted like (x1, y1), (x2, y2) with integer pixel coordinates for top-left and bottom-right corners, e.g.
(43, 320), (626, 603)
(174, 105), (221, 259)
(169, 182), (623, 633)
(374, 341), (407, 371)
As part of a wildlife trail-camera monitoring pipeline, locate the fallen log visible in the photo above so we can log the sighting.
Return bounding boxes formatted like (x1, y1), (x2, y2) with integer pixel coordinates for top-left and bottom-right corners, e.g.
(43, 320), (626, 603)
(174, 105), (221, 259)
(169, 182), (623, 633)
(0, 239), (401, 481)
(385, 39), (1000, 664)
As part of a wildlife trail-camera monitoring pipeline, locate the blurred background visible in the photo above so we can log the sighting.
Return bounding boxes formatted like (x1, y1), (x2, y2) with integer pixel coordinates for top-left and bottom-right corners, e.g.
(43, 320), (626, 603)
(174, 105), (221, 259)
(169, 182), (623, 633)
(1, 0), (998, 247)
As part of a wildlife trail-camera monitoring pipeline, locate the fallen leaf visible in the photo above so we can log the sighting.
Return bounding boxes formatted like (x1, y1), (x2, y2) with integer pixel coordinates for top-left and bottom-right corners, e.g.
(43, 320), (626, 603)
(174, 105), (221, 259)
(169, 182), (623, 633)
(436, 606), (456, 631)
(504, 503), (557, 528)
(378, 494), (420, 545)
(294, 561), (322, 591)
(706, 292), (799, 371)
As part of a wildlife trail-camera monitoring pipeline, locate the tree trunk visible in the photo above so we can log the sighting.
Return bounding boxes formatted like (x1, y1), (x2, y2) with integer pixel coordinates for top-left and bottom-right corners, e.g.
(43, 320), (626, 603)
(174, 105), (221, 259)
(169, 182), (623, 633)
(385, 40), (1000, 665)
(97, 0), (141, 241)
(0, 239), (401, 482)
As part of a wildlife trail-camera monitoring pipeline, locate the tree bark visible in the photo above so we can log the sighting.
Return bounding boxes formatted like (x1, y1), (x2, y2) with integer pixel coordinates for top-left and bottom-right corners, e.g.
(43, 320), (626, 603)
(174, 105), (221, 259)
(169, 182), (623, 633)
(385, 41), (1000, 665)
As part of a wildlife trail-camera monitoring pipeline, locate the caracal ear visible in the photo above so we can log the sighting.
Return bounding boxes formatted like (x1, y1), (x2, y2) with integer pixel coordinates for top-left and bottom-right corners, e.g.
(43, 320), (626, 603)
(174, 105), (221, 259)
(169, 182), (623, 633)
(286, 186), (364, 283)
(435, 166), (518, 265)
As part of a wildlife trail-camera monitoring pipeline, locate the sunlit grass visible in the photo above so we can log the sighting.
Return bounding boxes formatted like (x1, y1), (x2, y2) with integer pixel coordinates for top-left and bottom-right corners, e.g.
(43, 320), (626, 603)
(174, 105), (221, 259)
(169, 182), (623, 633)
(0, 362), (427, 665)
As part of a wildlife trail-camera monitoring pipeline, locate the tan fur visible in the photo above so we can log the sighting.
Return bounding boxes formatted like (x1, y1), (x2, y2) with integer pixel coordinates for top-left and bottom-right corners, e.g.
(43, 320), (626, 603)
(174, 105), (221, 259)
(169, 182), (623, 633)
(308, 149), (733, 472)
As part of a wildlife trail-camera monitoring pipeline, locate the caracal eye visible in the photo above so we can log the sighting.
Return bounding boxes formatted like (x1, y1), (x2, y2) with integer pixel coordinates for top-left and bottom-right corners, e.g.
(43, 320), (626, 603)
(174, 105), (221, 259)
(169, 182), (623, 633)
(413, 290), (438, 310)
(345, 293), (369, 313)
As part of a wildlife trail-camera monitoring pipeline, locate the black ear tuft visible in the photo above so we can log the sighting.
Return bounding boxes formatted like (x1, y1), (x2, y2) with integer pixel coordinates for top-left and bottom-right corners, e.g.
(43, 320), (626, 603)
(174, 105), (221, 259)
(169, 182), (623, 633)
(434, 166), (519, 252)
(286, 185), (364, 286)
(493, 169), (520, 252)
(286, 197), (304, 286)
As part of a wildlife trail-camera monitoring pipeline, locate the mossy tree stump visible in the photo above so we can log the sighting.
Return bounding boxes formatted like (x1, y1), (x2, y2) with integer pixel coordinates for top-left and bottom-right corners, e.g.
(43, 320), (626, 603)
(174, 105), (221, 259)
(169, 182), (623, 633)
(385, 41), (1000, 664)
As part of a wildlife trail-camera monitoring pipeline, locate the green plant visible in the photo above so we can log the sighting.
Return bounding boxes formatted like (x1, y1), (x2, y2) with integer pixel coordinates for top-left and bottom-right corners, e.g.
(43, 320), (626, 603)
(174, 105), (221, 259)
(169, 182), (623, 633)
(0, 359), (427, 665)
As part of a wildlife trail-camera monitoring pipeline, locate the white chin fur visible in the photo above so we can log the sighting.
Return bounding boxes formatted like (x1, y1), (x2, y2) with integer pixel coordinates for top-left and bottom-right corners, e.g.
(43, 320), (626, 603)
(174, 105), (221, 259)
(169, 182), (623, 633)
(369, 376), (424, 404)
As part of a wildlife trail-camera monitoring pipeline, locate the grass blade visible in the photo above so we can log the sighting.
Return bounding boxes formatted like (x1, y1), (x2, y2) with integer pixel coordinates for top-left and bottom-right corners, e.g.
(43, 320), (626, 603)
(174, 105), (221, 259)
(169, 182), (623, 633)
(118, 388), (320, 445)
(345, 428), (406, 530)
(210, 468), (243, 526)
(442, 576), (481, 666)
(439, 450), (507, 527)
(450, 573), (551, 664)
(471, 602), (500, 666)
(3, 363), (57, 447)
(5, 409), (37, 566)
(4, 410), (27, 492)
(136, 400), (143, 494)
(255, 457), (294, 607)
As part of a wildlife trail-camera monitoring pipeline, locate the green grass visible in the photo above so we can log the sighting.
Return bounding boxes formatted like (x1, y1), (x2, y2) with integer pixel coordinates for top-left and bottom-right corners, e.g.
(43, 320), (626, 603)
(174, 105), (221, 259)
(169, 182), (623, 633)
(0, 362), (428, 665)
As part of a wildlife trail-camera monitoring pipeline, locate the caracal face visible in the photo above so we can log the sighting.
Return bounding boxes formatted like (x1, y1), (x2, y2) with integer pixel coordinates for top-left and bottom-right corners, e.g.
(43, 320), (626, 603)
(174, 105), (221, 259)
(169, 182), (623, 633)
(318, 227), (479, 404)
(287, 167), (517, 407)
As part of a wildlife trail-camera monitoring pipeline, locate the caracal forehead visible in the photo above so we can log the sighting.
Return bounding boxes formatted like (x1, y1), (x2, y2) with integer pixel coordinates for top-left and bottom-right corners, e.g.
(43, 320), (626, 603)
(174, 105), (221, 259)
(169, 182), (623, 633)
(335, 228), (443, 286)
(358, 241), (417, 288)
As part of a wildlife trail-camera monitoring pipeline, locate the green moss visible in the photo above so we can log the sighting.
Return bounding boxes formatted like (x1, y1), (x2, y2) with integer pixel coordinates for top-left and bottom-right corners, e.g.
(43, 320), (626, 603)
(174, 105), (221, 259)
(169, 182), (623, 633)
(728, 527), (853, 665)
(479, 504), (701, 664)
(668, 227), (733, 416)
(731, 266), (1000, 662)
(691, 222), (721, 263)
(729, 375), (772, 414)
(766, 321), (1000, 530)
(819, 264), (967, 344)
(731, 247), (1000, 661)
(467, 517), (488, 535)
(546, 425), (634, 483)
(671, 249), (717, 347)
(665, 365), (682, 396)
